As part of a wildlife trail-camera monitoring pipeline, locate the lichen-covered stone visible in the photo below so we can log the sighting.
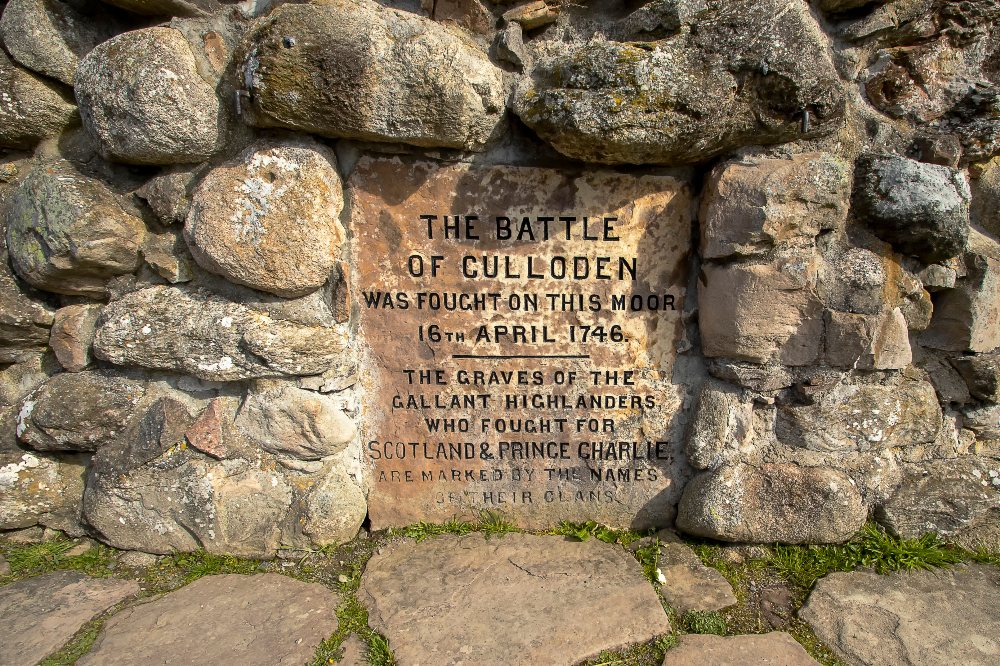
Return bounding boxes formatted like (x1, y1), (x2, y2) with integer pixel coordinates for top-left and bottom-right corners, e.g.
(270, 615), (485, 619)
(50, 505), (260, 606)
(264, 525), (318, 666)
(75, 27), (223, 164)
(0, 0), (118, 85)
(775, 375), (941, 453)
(136, 166), (202, 225)
(5, 161), (146, 297)
(15, 371), (146, 452)
(877, 458), (1000, 546)
(92, 286), (351, 381)
(698, 255), (824, 365)
(677, 463), (866, 543)
(235, 381), (356, 461)
(0, 450), (88, 533)
(184, 140), (345, 297)
(700, 153), (851, 260)
(49, 304), (102, 372)
(685, 379), (754, 471)
(0, 49), (77, 149)
(854, 154), (970, 263)
(0, 265), (54, 365)
(922, 231), (1000, 353)
(241, 0), (505, 151)
(514, 0), (845, 165)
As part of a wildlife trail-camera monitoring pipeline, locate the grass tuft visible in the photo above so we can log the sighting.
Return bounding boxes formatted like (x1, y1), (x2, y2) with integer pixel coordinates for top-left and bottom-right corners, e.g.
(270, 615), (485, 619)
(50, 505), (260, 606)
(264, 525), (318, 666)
(679, 610), (728, 635)
(767, 523), (966, 591)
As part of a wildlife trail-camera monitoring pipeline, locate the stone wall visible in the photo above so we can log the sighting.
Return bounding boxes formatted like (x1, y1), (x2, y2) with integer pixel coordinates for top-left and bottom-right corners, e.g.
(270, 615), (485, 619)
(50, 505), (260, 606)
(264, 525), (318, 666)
(1, 0), (998, 556)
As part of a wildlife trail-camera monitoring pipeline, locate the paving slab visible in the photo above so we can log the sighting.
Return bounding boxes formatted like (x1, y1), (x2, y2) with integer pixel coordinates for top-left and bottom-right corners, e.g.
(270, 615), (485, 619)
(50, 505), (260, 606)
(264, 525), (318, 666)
(78, 573), (338, 666)
(800, 564), (1000, 666)
(0, 570), (139, 666)
(662, 632), (820, 665)
(359, 533), (671, 665)
(657, 539), (736, 612)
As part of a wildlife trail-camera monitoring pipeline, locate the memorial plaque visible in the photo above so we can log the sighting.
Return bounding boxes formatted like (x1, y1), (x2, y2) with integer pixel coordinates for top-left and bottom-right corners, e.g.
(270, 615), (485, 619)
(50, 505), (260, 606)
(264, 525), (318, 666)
(350, 158), (693, 529)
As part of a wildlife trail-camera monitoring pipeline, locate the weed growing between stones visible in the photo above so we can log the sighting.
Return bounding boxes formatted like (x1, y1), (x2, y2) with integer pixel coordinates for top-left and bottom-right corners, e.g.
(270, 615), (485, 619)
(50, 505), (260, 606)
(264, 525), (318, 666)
(678, 609), (728, 635)
(0, 537), (116, 583)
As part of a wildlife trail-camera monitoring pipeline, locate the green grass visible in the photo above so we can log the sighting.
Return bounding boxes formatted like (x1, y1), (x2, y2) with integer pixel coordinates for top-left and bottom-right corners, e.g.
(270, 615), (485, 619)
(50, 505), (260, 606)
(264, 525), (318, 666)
(767, 523), (967, 591)
(1, 538), (117, 583)
(679, 610), (728, 635)
(402, 510), (517, 542)
(38, 617), (104, 666)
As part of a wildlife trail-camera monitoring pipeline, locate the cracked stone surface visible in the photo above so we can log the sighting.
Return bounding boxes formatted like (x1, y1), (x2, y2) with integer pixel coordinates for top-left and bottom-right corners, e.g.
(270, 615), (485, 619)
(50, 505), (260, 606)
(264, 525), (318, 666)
(0, 571), (139, 666)
(78, 574), (338, 666)
(800, 564), (1000, 666)
(662, 632), (820, 665)
(359, 533), (670, 665)
(657, 540), (737, 613)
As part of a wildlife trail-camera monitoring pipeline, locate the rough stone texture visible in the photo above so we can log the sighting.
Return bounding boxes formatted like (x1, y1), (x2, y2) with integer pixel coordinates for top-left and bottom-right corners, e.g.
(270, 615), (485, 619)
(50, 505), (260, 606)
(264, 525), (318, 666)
(878, 458), (999, 546)
(5, 160), (146, 297)
(801, 565), (1000, 666)
(699, 255), (823, 365)
(0, 49), (77, 149)
(360, 534), (671, 665)
(136, 166), (201, 225)
(922, 231), (1000, 353)
(100, 0), (220, 17)
(235, 380), (356, 461)
(83, 395), (367, 555)
(0, 450), (88, 532)
(963, 402), (1000, 440)
(700, 153), (851, 260)
(93, 286), (351, 381)
(503, 0), (557, 30)
(0, 0), (117, 85)
(658, 539), (737, 613)
(0, 571), (139, 666)
(824, 308), (912, 370)
(49, 304), (102, 372)
(677, 463), (867, 543)
(775, 376), (941, 453)
(75, 27), (223, 164)
(242, 1), (505, 151)
(854, 154), (970, 263)
(141, 230), (195, 284)
(971, 157), (1000, 239)
(662, 632), (820, 666)
(184, 139), (345, 297)
(514, 0), (845, 165)
(336, 635), (366, 666)
(0, 264), (55, 364)
(78, 574), (337, 666)
(15, 371), (146, 452)
(685, 379), (754, 471)
(951, 353), (1000, 402)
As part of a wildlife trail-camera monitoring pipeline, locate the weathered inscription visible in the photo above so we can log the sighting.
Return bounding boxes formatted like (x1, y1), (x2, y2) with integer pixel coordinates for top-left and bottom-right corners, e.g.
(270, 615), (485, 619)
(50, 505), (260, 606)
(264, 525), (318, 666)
(349, 159), (693, 529)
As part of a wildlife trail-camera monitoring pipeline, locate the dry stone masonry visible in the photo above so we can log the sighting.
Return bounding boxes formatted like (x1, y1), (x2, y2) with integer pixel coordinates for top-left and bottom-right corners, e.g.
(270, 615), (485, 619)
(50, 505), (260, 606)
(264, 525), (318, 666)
(1, 0), (999, 556)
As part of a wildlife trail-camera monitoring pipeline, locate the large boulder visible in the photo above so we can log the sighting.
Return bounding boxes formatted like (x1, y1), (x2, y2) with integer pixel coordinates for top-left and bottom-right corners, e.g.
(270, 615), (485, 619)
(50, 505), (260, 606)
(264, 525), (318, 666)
(83, 397), (367, 556)
(0, 0), (118, 85)
(698, 255), (824, 365)
(75, 27), (223, 164)
(854, 154), (970, 263)
(775, 375), (941, 453)
(700, 153), (851, 260)
(676, 463), (867, 543)
(235, 381), (356, 462)
(513, 0), (845, 165)
(15, 371), (146, 452)
(0, 49), (77, 149)
(184, 140), (346, 297)
(5, 161), (146, 297)
(240, 0), (505, 151)
(877, 458), (1000, 549)
(92, 285), (351, 381)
